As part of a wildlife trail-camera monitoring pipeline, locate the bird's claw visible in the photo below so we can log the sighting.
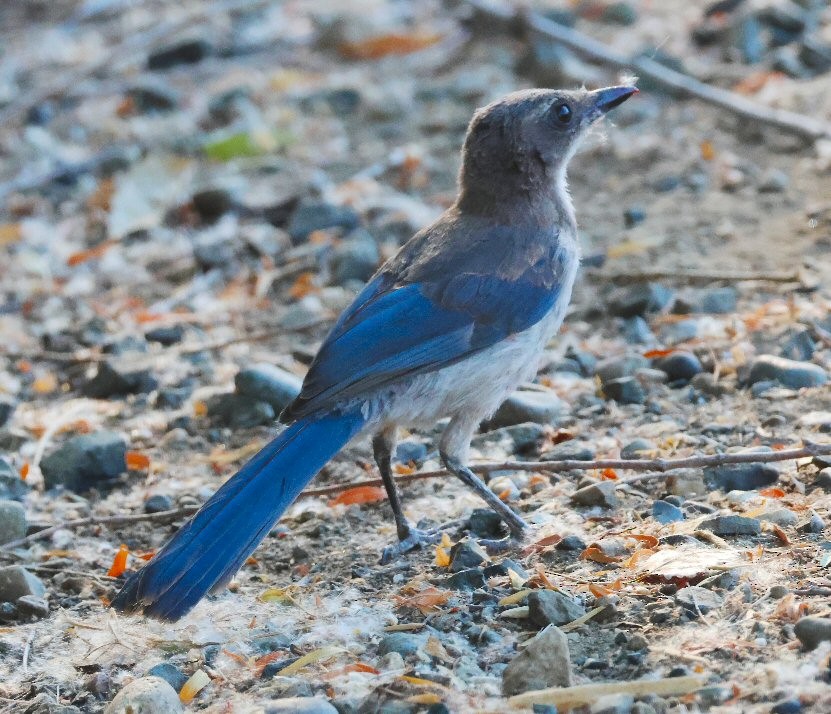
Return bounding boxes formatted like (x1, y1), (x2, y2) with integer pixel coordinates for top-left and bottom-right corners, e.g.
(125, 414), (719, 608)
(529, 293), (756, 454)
(380, 527), (442, 564)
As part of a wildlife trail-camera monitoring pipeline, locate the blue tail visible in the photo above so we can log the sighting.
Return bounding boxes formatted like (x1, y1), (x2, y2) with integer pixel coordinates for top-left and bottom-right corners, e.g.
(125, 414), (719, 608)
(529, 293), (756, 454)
(110, 410), (366, 620)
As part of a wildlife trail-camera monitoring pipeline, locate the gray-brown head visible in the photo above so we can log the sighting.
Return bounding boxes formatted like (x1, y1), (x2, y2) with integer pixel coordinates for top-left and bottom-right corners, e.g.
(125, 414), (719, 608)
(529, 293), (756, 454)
(457, 86), (637, 215)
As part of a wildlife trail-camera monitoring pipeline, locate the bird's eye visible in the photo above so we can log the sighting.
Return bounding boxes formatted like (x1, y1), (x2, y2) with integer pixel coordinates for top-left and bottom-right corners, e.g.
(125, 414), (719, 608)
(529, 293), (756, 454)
(553, 101), (572, 125)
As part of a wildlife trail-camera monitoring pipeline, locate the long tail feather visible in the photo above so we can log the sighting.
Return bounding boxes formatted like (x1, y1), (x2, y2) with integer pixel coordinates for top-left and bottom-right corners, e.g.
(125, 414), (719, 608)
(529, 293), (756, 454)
(110, 410), (366, 620)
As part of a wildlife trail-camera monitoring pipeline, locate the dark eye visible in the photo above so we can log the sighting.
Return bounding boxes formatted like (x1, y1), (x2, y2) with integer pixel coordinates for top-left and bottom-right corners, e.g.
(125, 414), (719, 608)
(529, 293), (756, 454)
(553, 101), (572, 125)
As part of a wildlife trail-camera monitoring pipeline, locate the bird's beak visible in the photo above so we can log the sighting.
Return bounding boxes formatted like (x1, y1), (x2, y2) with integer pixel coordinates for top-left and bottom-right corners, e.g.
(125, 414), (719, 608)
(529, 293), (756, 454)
(590, 85), (639, 115)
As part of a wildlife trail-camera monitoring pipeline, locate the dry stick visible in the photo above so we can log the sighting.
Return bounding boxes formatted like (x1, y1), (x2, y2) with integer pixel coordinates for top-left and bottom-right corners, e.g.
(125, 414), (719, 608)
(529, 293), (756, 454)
(464, 0), (831, 142)
(588, 268), (804, 285)
(3, 441), (827, 551)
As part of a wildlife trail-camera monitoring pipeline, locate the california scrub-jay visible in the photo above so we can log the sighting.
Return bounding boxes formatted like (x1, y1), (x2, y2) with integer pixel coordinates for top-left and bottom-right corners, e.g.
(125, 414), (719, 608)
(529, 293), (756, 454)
(112, 85), (637, 620)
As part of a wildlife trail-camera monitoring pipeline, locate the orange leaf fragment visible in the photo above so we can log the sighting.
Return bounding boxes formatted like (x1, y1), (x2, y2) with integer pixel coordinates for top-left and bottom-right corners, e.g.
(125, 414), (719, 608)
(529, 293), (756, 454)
(289, 272), (317, 299)
(394, 462), (416, 475)
(760, 487), (785, 498)
(497, 488), (512, 501)
(589, 582), (613, 598)
(580, 545), (622, 564)
(643, 348), (676, 358)
(328, 485), (387, 506)
(67, 239), (116, 267)
(339, 32), (442, 60)
(733, 70), (785, 95)
(20, 463), (29, 480)
(394, 586), (451, 614)
(245, 556), (259, 566)
(107, 544), (129, 577)
(525, 534), (562, 554)
(600, 468), (618, 481)
(0, 223), (23, 246)
(343, 662), (380, 675)
(772, 524), (790, 545)
(136, 550), (156, 561)
(623, 548), (656, 569)
(125, 451), (151, 471)
(625, 534), (659, 549)
(700, 140), (716, 161)
(32, 373), (59, 394)
(435, 544), (451, 567)
(194, 400), (208, 417)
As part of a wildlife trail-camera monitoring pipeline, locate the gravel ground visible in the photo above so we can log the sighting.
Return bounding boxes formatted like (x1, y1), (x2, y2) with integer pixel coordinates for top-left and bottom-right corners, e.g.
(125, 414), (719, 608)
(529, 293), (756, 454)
(1, 0), (831, 712)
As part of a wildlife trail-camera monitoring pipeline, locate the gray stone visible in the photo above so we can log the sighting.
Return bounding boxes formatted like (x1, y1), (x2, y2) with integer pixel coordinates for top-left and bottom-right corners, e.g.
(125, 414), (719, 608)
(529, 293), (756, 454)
(697, 287), (737, 314)
(653, 351), (703, 383)
(489, 390), (565, 428)
(556, 534), (587, 551)
(0, 458), (30, 501)
(652, 500), (684, 524)
(330, 230), (379, 283)
(475, 423), (546, 453)
(758, 168), (789, 193)
(748, 355), (827, 389)
(0, 398), (15, 427)
(800, 35), (831, 72)
(660, 318), (699, 345)
(781, 330), (816, 362)
(796, 513), (825, 534)
(144, 494), (174, 514)
(41, 432), (127, 492)
(377, 632), (424, 658)
(104, 676), (183, 713)
(449, 540), (488, 572)
(571, 481), (618, 509)
(126, 82), (179, 112)
(287, 203), (360, 244)
(591, 693), (635, 714)
(438, 568), (486, 591)
(145, 325), (184, 346)
(265, 699), (338, 714)
(207, 393), (275, 428)
(147, 39), (212, 70)
(602, 377), (646, 405)
(596, 355), (649, 383)
(675, 586), (724, 615)
(502, 625), (572, 695)
(527, 589), (584, 628)
(700, 515), (761, 536)
(621, 316), (654, 344)
(540, 441), (595, 462)
(235, 363), (302, 413)
(468, 509), (504, 539)
(620, 439), (654, 459)
(608, 284), (673, 318)
(704, 462), (779, 492)
(794, 616), (831, 650)
(192, 188), (233, 222)
(16, 595), (49, 618)
(82, 361), (158, 398)
(759, 509), (799, 527)
(146, 662), (188, 693)
(0, 500), (25, 544)
(0, 566), (46, 602)
(814, 468), (831, 491)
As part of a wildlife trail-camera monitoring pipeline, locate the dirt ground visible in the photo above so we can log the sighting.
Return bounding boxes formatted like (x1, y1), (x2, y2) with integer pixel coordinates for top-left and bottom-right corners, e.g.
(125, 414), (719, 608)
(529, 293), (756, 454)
(1, 0), (831, 712)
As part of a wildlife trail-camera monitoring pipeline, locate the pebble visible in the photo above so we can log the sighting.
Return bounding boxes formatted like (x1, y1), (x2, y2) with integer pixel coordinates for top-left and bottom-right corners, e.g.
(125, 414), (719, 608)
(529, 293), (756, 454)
(502, 625), (572, 695)
(265, 699), (338, 714)
(781, 330), (816, 362)
(814, 468), (831, 492)
(620, 439), (654, 459)
(700, 515), (761, 536)
(438, 568), (486, 591)
(759, 509), (799, 527)
(207, 393), (275, 428)
(0, 500), (25, 545)
(540, 441), (595, 462)
(468, 509), (505, 539)
(146, 662), (188, 693)
(484, 559), (529, 579)
(0, 565), (46, 602)
(330, 230), (379, 283)
(796, 513), (825, 534)
(570, 481), (619, 509)
(144, 494), (174, 514)
(287, 203), (360, 244)
(83, 361), (158, 398)
(0, 457), (30, 501)
(41, 432), (127, 492)
(104, 676), (183, 713)
(660, 318), (699, 345)
(235, 364), (302, 413)
(652, 499), (684, 524)
(675, 586), (724, 615)
(771, 698), (802, 714)
(622, 316), (654, 344)
(800, 36), (831, 73)
(653, 351), (703, 384)
(145, 325), (184, 346)
(527, 590), (585, 628)
(608, 283), (673, 318)
(623, 206), (646, 228)
(449, 540), (488, 572)
(556, 534), (587, 551)
(747, 355), (827, 389)
(147, 39), (212, 70)
(192, 188), (234, 222)
(794, 616), (831, 650)
(0, 398), (15, 427)
(758, 168), (789, 193)
(592, 693), (635, 714)
(126, 83), (179, 112)
(17, 594), (49, 619)
(602, 377), (646, 405)
(697, 287), (737, 314)
(488, 390), (565, 428)
(704, 462), (779, 491)
(377, 632), (424, 658)
(596, 355), (649, 383)
(600, 2), (637, 25)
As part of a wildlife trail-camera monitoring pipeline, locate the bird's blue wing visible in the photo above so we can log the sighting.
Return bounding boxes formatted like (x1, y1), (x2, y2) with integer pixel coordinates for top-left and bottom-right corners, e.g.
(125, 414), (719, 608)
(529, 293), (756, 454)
(282, 246), (568, 420)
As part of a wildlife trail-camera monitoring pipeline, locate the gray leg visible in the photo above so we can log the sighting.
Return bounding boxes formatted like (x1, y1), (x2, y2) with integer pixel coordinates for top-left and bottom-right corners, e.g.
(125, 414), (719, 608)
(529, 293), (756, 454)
(440, 415), (528, 541)
(373, 426), (440, 563)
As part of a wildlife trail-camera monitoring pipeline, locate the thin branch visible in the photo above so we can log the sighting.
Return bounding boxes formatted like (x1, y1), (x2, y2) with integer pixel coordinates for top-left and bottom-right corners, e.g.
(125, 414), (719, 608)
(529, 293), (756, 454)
(463, 0), (831, 142)
(589, 268), (805, 285)
(3, 442), (826, 551)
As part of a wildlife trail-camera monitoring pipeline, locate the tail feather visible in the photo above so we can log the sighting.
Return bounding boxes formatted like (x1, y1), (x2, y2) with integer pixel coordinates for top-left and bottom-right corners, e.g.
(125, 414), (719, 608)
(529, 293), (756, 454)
(111, 410), (366, 621)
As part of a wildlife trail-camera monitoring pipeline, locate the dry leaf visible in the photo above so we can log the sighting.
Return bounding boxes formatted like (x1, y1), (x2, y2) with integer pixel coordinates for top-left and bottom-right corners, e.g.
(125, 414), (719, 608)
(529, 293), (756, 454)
(328, 485), (387, 506)
(179, 669), (210, 703)
(125, 451), (150, 471)
(339, 32), (442, 60)
(107, 544), (129, 577)
(394, 586), (451, 614)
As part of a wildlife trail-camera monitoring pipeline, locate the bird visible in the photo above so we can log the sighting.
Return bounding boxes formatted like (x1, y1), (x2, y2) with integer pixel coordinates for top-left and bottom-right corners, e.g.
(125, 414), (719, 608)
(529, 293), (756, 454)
(111, 84), (637, 621)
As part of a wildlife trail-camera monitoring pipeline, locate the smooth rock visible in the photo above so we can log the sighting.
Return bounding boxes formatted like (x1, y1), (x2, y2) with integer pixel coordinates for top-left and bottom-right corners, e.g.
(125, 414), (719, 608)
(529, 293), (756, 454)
(571, 481), (619, 509)
(596, 354), (649, 383)
(0, 456), (30, 501)
(675, 586), (724, 615)
(449, 540), (488, 572)
(781, 330), (816, 362)
(540, 441), (595, 462)
(622, 316), (654, 344)
(265, 699), (338, 714)
(0, 500), (25, 544)
(603, 377), (646, 405)
(144, 325), (184, 346)
(796, 513), (825, 533)
(330, 230), (379, 283)
(468, 509), (505, 539)
(126, 83), (179, 112)
(653, 500), (684, 524)
(147, 39), (211, 70)
(794, 616), (831, 650)
(0, 398), (15, 427)
(527, 590), (584, 628)
(16, 594), (49, 619)
(83, 361), (158, 398)
(206, 393), (275, 428)
(144, 494), (174, 514)
(759, 509), (798, 527)
(700, 515), (761, 536)
(145, 662), (188, 693)
(0, 565), (46, 602)
(104, 676), (183, 713)
(192, 188), (233, 222)
(620, 438), (654, 459)
(502, 625), (572, 695)
(772, 698), (802, 714)
(439, 568), (486, 591)
(235, 364), (302, 413)
(697, 287), (737, 314)
(758, 168), (789, 193)
(704, 462), (779, 491)
(489, 390), (565, 428)
(287, 203), (360, 244)
(377, 632), (424, 658)
(41, 432), (127, 492)
(608, 283), (673, 317)
(556, 534), (587, 551)
(653, 351), (703, 383)
(748, 355), (827, 389)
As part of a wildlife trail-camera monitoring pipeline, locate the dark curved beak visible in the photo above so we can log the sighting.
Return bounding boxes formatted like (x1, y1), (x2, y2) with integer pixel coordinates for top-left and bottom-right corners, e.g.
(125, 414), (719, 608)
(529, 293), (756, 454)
(591, 85), (639, 114)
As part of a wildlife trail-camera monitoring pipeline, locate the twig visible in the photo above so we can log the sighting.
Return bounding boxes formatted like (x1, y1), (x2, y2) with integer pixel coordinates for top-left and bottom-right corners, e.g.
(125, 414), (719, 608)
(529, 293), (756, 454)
(463, 0), (831, 142)
(589, 268), (804, 285)
(3, 442), (827, 550)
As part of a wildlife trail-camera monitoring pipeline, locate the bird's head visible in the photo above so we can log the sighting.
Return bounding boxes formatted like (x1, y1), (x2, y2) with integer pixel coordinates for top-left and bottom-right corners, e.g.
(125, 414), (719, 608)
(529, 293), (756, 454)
(458, 85), (637, 214)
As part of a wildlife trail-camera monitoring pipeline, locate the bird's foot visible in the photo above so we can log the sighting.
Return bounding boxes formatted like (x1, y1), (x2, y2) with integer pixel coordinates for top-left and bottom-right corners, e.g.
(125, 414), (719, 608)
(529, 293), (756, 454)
(477, 533), (525, 555)
(380, 526), (442, 565)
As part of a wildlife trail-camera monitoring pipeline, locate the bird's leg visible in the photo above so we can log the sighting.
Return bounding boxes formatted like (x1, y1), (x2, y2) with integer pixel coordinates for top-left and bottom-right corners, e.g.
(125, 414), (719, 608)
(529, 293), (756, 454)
(440, 416), (528, 553)
(374, 426), (441, 564)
